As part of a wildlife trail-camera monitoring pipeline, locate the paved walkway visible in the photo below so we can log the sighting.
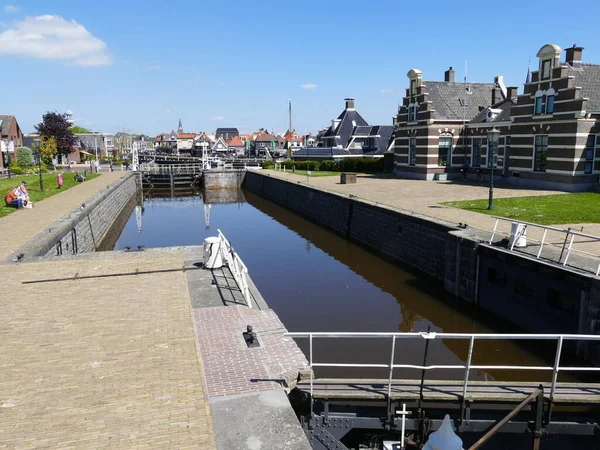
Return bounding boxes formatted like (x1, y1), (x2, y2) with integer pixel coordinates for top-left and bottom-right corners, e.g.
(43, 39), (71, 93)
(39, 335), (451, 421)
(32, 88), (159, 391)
(0, 251), (215, 449)
(264, 170), (600, 268)
(0, 171), (128, 261)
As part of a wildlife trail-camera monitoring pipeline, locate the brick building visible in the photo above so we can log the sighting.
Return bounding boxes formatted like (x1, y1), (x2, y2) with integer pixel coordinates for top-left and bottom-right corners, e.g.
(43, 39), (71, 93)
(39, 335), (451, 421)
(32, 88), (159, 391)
(394, 43), (600, 190)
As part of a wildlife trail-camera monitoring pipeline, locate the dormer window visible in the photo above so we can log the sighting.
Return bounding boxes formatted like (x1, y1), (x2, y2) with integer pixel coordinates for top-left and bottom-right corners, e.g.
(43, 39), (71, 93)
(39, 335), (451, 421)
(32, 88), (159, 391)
(541, 59), (551, 79)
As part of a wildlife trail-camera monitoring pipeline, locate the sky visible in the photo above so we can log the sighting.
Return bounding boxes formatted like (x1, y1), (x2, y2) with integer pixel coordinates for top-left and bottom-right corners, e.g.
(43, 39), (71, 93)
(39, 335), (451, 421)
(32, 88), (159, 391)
(1, 0), (599, 136)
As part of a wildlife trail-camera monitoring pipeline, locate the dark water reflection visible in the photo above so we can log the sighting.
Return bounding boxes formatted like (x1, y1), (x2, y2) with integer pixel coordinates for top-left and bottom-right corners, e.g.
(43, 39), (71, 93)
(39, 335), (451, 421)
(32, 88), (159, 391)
(114, 188), (556, 382)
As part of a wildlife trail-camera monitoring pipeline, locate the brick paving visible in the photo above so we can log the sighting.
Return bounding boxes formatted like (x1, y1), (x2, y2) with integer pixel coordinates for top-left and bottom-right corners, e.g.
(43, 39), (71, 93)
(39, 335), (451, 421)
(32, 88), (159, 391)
(193, 306), (309, 398)
(0, 251), (216, 449)
(264, 170), (600, 268)
(0, 171), (128, 261)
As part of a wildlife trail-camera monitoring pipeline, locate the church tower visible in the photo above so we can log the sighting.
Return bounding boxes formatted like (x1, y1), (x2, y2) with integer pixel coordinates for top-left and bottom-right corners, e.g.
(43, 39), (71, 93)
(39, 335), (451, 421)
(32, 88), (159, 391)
(178, 119), (183, 133)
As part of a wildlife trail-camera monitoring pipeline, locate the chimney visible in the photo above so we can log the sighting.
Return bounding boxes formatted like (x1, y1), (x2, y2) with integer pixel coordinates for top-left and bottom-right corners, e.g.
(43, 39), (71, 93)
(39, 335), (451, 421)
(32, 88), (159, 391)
(345, 97), (355, 109)
(444, 67), (455, 82)
(491, 88), (502, 105)
(565, 45), (584, 66)
(506, 86), (518, 100)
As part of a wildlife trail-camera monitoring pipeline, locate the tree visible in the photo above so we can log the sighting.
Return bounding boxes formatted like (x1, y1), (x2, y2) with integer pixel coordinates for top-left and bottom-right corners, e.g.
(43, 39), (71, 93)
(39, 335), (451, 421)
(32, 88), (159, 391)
(39, 136), (57, 166)
(15, 146), (34, 167)
(70, 125), (91, 134)
(35, 112), (76, 160)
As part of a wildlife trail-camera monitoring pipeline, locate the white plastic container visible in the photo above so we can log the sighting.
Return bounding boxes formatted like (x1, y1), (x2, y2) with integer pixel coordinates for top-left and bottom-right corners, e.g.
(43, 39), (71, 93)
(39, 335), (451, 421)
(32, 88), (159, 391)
(203, 237), (223, 269)
(509, 222), (527, 248)
(423, 414), (463, 450)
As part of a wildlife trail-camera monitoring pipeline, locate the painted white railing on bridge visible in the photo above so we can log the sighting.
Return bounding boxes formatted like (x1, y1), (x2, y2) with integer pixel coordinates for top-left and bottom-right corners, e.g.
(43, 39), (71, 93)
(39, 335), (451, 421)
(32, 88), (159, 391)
(489, 216), (600, 276)
(217, 229), (252, 308)
(286, 331), (600, 417)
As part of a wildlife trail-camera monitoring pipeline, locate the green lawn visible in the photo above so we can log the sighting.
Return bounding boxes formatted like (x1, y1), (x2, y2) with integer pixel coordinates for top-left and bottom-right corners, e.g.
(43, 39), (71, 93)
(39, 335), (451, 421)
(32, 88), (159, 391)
(0, 172), (100, 218)
(443, 193), (600, 225)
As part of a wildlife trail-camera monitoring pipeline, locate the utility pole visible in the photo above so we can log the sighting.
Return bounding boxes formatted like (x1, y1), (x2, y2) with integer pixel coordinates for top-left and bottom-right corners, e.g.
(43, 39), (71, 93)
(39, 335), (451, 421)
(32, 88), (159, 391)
(288, 100), (293, 159)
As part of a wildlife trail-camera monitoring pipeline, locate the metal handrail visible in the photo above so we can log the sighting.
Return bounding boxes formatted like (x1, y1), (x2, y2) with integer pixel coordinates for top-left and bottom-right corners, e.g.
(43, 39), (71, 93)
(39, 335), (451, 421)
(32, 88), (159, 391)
(286, 331), (600, 418)
(217, 229), (252, 308)
(489, 216), (600, 276)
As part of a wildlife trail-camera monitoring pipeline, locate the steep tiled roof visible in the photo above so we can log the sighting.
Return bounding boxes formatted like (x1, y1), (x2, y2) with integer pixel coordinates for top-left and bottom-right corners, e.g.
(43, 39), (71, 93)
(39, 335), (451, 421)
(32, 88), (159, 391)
(565, 63), (600, 111)
(254, 133), (278, 142)
(0, 115), (16, 136)
(177, 133), (196, 139)
(227, 137), (244, 146)
(322, 108), (369, 147)
(216, 127), (239, 133)
(74, 134), (106, 151)
(423, 81), (496, 121)
(349, 125), (394, 155)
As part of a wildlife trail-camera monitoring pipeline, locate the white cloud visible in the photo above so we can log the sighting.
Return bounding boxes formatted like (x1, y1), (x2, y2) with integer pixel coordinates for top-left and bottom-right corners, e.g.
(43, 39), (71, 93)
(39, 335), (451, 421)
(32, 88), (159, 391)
(0, 15), (113, 67)
(211, 116), (225, 121)
(300, 83), (317, 90)
(4, 5), (20, 13)
(146, 64), (161, 70)
(380, 88), (395, 94)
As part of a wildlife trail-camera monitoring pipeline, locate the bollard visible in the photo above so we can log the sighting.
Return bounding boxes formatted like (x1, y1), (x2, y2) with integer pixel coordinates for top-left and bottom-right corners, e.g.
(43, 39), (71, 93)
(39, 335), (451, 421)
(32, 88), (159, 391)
(203, 237), (223, 269)
(423, 415), (463, 450)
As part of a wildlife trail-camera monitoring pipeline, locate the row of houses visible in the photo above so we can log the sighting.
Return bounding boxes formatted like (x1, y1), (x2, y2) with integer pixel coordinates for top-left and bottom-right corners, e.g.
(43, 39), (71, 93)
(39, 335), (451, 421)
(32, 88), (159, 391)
(393, 43), (600, 191)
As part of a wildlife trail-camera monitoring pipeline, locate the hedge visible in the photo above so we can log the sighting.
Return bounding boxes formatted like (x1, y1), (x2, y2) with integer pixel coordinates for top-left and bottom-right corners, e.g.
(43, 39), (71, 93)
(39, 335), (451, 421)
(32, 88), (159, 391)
(278, 158), (384, 173)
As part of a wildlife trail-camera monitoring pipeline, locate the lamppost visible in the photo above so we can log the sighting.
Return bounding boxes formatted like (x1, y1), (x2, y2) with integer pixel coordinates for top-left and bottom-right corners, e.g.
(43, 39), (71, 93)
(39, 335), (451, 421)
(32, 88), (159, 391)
(487, 127), (500, 210)
(32, 138), (44, 191)
(4, 138), (12, 179)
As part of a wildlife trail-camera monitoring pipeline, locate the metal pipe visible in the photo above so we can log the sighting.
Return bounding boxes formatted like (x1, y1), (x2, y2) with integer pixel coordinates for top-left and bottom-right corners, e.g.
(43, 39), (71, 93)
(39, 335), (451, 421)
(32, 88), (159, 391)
(537, 228), (548, 258)
(468, 388), (543, 450)
(387, 335), (397, 423)
(418, 326), (432, 410)
(462, 336), (475, 403)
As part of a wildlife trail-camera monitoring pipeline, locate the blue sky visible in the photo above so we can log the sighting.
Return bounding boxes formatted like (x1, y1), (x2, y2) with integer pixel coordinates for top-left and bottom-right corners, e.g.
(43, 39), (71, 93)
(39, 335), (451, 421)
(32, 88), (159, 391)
(1, 0), (599, 136)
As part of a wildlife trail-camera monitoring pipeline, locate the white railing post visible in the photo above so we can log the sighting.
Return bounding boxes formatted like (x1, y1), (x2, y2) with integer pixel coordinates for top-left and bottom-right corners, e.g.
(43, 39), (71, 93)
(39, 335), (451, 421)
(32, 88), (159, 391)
(490, 218), (499, 244)
(387, 335), (397, 402)
(462, 336), (475, 402)
(550, 336), (564, 401)
(563, 232), (576, 266)
(537, 229), (548, 259)
(309, 333), (314, 423)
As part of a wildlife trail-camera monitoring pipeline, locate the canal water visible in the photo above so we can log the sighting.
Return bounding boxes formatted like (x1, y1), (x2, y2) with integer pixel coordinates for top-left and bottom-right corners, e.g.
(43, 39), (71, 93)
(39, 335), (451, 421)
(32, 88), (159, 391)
(113, 188), (555, 382)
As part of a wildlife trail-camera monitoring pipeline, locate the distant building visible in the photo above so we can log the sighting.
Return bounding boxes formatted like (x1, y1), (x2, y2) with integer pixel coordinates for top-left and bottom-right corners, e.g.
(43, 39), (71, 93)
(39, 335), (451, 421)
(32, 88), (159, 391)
(70, 133), (106, 162)
(227, 136), (245, 156)
(212, 136), (229, 153)
(215, 128), (239, 141)
(132, 137), (152, 154)
(0, 115), (24, 170)
(283, 129), (303, 152)
(177, 133), (196, 152)
(294, 98), (393, 160)
(393, 67), (500, 180)
(154, 131), (178, 151)
(252, 132), (284, 157)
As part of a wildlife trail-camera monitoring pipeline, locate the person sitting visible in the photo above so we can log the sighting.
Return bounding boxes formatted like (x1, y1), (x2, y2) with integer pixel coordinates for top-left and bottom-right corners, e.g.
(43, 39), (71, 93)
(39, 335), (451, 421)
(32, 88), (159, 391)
(5, 187), (24, 209)
(17, 181), (29, 202)
(74, 171), (86, 182)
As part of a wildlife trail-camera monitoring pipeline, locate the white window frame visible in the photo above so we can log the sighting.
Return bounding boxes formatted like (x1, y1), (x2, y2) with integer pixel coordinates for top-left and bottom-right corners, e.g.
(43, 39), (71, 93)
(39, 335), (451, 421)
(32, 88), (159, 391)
(585, 134), (597, 174)
(471, 137), (484, 167)
(533, 135), (549, 172)
(541, 59), (551, 80)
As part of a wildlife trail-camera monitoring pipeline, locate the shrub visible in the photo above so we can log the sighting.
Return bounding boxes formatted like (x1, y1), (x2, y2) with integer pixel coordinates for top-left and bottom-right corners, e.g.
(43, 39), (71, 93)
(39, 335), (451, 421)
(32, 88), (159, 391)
(319, 160), (336, 171)
(9, 161), (24, 174)
(15, 147), (34, 167)
(261, 160), (274, 169)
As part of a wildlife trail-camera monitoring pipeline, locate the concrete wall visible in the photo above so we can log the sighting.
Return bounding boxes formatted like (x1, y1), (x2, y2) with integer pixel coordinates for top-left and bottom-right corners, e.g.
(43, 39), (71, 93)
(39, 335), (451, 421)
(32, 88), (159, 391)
(202, 170), (246, 189)
(4, 173), (139, 262)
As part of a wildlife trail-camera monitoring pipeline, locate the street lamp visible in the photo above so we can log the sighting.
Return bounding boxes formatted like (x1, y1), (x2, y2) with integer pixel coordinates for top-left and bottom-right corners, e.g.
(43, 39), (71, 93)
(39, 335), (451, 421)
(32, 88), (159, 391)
(4, 138), (12, 179)
(32, 138), (44, 191)
(487, 127), (500, 210)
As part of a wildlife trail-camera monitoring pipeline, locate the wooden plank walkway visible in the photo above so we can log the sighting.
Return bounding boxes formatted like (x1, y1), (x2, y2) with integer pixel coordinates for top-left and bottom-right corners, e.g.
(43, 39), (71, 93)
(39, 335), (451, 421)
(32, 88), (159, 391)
(299, 379), (600, 404)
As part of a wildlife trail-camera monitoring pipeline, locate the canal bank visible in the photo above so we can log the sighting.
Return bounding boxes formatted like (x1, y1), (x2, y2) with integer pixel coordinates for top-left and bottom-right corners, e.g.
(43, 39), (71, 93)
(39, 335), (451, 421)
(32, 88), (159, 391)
(243, 171), (600, 363)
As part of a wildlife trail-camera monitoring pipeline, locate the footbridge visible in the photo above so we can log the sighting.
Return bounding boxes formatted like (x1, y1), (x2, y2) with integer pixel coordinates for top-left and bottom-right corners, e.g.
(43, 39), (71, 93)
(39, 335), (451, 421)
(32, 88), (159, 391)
(287, 331), (600, 449)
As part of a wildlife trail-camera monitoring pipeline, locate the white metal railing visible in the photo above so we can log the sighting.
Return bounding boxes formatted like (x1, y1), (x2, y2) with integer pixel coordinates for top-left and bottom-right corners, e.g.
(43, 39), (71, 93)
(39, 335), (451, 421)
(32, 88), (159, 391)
(286, 331), (600, 417)
(217, 229), (252, 308)
(139, 163), (204, 174)
(489, 216), (600, 276)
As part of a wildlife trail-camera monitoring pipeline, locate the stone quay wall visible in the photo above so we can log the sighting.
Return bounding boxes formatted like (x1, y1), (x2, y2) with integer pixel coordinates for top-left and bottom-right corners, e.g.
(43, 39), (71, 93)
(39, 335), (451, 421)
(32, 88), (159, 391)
(5, 173), (139, 262)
